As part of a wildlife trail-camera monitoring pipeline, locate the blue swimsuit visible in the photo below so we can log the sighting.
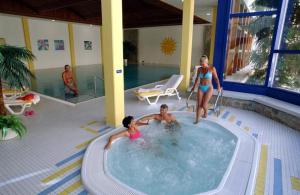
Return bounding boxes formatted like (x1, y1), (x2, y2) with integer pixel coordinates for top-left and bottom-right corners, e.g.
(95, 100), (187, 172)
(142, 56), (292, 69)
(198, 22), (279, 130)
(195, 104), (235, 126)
(198, 68), (212, 93)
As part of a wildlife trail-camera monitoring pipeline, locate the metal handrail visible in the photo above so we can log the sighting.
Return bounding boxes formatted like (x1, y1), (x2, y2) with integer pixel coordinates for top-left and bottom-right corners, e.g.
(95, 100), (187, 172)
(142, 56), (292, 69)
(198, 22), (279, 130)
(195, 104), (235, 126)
(209, 89), (223, 116)
(186, 88), (223, 116)
(186, 91), (195, 112)
(94, 75), (104, 96)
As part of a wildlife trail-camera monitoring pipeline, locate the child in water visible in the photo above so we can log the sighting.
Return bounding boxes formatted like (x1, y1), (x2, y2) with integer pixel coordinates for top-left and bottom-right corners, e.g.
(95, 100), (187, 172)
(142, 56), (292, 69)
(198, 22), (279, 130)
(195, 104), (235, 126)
(104, 116), (148, 149)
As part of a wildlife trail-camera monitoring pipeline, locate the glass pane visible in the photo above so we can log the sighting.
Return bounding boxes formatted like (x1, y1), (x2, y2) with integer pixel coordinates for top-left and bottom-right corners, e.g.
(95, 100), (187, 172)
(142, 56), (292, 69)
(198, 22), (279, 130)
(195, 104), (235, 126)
(224, 15), (276, 85)
(231, 0), (278, 13)
(280, 0), (300, 50)
(273, 54), (300, 93)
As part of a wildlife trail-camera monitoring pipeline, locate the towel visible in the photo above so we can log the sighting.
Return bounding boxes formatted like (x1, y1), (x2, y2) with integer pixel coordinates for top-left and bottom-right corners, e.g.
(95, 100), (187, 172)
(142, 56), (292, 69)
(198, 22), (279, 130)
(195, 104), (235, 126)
(17, 93), (40, 104)
(134, 88), (162, 97)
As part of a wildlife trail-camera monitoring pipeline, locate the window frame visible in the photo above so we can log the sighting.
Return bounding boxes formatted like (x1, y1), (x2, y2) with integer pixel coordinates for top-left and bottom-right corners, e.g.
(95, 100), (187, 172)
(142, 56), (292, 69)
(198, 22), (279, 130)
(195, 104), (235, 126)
(213, 0), (300, 106)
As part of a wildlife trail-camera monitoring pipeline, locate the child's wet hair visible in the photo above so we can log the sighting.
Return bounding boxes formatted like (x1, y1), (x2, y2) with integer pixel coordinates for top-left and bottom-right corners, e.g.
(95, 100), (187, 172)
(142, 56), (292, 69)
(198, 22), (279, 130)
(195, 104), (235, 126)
(122, 116), (134, 128)
(160, 104), (168, 109)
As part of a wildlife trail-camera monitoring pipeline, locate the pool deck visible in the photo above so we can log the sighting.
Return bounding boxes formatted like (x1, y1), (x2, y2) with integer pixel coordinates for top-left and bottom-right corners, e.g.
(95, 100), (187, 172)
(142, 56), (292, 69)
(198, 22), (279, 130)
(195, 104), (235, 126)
(0, 87), (300, 195)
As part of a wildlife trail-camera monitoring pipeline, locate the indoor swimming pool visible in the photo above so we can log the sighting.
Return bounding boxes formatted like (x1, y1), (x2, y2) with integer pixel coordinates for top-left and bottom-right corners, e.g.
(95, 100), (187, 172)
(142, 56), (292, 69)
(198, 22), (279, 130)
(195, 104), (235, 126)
(33, 64), (179, 103)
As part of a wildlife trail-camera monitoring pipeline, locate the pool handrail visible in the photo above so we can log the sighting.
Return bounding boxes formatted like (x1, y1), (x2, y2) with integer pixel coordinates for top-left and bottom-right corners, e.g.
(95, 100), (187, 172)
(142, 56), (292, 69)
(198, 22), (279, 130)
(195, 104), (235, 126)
(186, 88), (223, 116)
(94, 75), (104, 97)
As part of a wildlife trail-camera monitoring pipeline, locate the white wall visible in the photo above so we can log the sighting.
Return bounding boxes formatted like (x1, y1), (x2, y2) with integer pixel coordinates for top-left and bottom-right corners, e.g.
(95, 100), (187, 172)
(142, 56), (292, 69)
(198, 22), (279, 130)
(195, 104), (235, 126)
(74, 24), (102, 66)
(138, 25), (205, 67)
(0, 13), (204, 70)
(0, 14), (102, 70)
(29, 18), (71, 69)
(0, 14), (25, 46)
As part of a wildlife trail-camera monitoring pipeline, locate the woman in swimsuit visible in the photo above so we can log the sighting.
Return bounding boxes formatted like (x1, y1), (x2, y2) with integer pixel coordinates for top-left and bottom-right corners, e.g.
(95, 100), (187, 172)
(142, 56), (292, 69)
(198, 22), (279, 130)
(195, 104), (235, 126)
(191, 55), (221, 124)
(104, 116), (149, 149)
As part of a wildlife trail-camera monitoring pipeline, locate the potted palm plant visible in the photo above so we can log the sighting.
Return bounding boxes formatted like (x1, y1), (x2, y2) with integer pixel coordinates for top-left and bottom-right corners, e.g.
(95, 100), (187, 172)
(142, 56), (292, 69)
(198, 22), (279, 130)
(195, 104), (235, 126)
(0, 45), (35, 140)
(0, 115), (27, 140)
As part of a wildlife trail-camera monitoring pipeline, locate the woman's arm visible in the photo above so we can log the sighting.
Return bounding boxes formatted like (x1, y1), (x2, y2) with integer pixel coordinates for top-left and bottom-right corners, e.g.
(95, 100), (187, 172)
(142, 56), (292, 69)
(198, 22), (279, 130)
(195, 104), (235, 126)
(212, 67), (221, 92)
(104, 130), (129, 149)
(137, 114), (157, 123)
(191, 68), (200, 92)
(136, 121), (149, 126)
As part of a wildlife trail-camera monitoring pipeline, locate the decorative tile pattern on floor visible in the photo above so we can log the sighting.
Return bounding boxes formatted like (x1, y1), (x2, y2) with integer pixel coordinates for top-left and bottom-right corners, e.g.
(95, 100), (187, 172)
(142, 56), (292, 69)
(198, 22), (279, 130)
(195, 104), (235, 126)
(255, 144), (268, 195)
(58, 180), (82, 195)
(228, 115), (236, 122)
(37, 121), (115, 194)
(291, 176), (300, 191)
(1, 94), (299, 195)
(273, 158), (283, 195)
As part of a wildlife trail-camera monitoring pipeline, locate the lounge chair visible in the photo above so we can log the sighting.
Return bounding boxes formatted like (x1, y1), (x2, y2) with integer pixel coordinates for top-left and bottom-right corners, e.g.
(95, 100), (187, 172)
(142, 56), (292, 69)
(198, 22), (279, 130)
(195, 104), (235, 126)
(5, 93), (40, 115)
(2, 88), (29, 99)
(188, 65), (201, 92)
(134, 74), (183, 105)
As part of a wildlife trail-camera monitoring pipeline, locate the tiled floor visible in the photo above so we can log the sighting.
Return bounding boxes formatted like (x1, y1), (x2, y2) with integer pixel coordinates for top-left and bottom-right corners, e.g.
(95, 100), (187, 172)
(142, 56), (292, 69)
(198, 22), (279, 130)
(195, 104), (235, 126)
(0, 89), (299, 195)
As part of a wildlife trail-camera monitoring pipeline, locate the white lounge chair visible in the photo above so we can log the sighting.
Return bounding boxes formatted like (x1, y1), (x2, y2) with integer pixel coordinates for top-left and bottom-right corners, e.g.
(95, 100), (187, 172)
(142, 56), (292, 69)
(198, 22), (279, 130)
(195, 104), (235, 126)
(188, 65), (201, 92)
(134, 74), (183, 105)
(4, 94), (40, 115)
(2, 87), (29, 100)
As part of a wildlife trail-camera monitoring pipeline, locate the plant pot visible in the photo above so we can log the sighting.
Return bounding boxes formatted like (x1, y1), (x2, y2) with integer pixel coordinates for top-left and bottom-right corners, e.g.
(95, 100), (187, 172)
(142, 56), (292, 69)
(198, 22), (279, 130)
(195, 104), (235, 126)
(0, 128), (18, 140)
(124, 59), (128, 66)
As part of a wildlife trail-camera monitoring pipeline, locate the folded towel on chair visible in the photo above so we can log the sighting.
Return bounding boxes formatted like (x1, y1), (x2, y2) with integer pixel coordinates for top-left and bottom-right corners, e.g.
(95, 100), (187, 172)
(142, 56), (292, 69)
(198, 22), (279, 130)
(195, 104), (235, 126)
(134, 88), (162, 97)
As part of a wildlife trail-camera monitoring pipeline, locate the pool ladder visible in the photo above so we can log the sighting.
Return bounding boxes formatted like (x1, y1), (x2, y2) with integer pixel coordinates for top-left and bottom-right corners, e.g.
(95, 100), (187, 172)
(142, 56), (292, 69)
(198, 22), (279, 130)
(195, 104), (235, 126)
(186, 89), (223, 117)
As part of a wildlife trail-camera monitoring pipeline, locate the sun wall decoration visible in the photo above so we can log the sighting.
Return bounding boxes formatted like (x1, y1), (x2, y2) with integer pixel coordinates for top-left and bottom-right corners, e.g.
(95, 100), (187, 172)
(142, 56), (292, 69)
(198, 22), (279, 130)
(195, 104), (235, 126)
(160, 37), (176, 55)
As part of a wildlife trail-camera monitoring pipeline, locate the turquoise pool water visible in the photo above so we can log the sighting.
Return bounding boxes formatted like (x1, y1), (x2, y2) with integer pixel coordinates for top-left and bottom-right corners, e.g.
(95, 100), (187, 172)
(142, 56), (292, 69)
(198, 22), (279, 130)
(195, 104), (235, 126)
(105, 114), (238, 195)
(33, 64), (179, 103)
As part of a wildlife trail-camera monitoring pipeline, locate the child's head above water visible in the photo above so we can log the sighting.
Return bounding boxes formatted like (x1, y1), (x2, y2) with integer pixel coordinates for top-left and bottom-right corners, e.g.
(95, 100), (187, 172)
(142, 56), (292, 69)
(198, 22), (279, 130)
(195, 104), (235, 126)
(160, 104), (169, 115)
(160, 104), (168, 110)
(122, 116), (134, 128)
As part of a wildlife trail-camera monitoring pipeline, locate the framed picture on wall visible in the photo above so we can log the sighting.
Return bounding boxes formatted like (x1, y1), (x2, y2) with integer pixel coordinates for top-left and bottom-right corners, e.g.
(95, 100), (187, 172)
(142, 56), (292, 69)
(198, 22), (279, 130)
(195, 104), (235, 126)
(54, 40), (64, 50)
(84, 41), (92, 50)
(37, 39), (49, 51)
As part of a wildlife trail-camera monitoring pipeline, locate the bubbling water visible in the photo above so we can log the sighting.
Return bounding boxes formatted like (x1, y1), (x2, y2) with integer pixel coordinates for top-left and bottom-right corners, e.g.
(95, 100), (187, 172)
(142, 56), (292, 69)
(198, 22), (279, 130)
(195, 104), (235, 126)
(106, 114), (237, 195)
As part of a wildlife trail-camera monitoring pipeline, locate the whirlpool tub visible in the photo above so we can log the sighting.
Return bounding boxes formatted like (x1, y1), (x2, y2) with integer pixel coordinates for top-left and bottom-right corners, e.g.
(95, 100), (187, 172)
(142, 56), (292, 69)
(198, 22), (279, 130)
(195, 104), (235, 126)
(82, 112), (260, 195)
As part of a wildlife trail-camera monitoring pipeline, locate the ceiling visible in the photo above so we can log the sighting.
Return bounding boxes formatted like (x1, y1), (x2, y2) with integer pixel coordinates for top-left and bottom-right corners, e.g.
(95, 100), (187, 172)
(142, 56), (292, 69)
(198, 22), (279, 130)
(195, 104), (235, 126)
(0, 0), (209, 28)
(162, 0), (218, 22)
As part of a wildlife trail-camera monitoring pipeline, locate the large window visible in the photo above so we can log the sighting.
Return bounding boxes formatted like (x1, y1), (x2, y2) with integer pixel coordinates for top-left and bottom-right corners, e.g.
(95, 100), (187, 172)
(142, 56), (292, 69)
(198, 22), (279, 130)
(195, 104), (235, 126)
(273, 54), (300, 92)
(215, 0), (300, 104)
(270, 0), (300, 93)
(280, 0), (300, 50)
(231, 0), (278, 13)
(224, 1), (278, 85)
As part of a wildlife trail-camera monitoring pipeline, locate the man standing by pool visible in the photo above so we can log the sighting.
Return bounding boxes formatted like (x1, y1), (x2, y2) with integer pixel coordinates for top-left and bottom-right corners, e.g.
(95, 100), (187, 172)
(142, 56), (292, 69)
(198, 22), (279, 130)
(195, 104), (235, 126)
(62, 65), (78, 96)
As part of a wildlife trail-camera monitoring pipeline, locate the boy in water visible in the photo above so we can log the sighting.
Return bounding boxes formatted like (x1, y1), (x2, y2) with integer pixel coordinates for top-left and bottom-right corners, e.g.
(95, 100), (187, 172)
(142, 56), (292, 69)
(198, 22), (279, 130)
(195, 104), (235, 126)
(139, 104), (178, 124)
(139, 104), (181, 132)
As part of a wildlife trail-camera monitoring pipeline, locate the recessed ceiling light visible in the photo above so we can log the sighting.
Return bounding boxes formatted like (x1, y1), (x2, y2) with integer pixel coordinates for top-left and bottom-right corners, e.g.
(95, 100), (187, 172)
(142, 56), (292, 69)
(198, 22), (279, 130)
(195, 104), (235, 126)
(206, 13), (211, 16)
(51, 19), (55, 21)
(90, 24), (93, 27)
